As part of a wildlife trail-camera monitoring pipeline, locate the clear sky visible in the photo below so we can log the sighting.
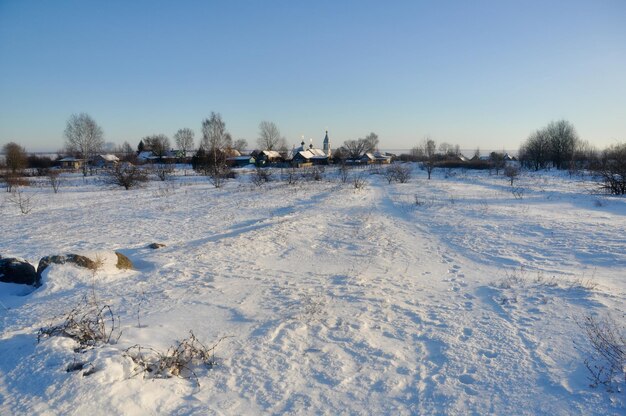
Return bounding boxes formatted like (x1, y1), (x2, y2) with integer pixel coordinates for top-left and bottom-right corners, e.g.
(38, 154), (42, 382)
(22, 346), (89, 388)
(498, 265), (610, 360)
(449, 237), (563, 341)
(1, 0), (625, 153)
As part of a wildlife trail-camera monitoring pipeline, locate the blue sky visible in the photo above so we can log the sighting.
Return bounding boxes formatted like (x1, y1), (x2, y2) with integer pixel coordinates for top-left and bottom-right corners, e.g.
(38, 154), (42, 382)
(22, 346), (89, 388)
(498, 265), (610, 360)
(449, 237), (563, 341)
(1, 0), (625, 152)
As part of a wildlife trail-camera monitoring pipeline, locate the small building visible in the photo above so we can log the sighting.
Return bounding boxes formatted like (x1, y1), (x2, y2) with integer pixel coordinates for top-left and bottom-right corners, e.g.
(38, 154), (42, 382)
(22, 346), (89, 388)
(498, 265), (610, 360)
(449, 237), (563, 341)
(93, 154), (120, 168)
(57, 157), (84, 170)
(255, 150), (283, 165)
(227, 155), (256, 167)
(361, 152), (392, 164)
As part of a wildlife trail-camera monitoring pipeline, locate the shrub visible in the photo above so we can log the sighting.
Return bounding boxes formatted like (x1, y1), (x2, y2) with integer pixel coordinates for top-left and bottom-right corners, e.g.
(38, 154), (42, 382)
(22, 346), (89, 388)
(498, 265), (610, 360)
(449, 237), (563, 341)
(251, 167), (272, 186)
(37, 295), (121, 350)
(577, 314), (625, 392)
(7, 187), (34, 214)
(105, 164), (149, 190)
(124, 331), (230, 385)
(46, 169), (61, 193)
(594, 143), (626, 195)
(1, 173), (30, 192)
(154, 163), (174, 181)
(353, 173), (366, 189)
(384, 164), (412, 184)
(504, 165), (520, 186)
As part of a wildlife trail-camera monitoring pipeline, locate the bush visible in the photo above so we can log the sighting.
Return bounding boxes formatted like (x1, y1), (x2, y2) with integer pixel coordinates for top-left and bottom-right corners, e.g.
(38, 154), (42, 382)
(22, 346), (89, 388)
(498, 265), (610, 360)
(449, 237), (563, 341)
(7, 187), (34, 214)
(124, 331), (230, 385)
(37, 295), (121, 350)
(504, 165), (520, 186)
(46, 169), (61, 193)
(353, 173), (366, 189)
(594, 143), (626, 195)
(154, 163), (174, 181)
(577, 314), (625, 392)
(251, 167), (272, 186)
(384, 164), (412, 184)
(105, 164), (149, 190)
(1, 173), (30, 192)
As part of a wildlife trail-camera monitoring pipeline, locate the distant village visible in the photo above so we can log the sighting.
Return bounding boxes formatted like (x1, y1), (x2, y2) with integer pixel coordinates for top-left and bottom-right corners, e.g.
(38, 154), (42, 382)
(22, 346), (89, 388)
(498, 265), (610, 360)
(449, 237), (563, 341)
(24, 130), (517, 174)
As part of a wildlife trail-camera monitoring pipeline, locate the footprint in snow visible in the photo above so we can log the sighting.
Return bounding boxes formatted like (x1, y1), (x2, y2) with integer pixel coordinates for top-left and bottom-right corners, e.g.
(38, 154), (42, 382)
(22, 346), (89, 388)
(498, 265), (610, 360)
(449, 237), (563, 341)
(459, 374), (476, 385)
(480, 349), (498, 359)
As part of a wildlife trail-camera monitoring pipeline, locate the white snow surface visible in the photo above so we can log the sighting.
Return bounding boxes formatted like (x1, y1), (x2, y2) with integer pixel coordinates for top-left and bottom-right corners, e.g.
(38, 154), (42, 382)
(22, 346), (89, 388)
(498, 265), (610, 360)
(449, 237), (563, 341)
(1, 167), (625, 415)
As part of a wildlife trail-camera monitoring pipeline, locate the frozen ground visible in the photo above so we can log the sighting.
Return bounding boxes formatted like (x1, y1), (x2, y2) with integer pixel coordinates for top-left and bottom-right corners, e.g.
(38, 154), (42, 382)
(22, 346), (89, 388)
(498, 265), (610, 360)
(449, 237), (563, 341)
(1, 166), (625, 415)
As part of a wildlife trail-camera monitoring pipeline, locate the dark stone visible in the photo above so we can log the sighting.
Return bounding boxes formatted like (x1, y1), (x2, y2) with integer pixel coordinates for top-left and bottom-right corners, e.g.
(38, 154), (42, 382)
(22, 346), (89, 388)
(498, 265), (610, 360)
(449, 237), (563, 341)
(148, 243), (166, 249)
(114, 252), (133, 270)
(0, 258), (39, 286)
(37, 254), (98, 276)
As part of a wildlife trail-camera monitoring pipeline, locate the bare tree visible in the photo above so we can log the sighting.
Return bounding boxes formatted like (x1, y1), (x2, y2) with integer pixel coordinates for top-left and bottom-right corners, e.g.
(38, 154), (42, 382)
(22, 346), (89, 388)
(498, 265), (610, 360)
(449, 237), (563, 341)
(490, 152), (506, 175)
(143, 134), (171, 160)
(520, 120), (578, 170)
(594, 143), (626, 195)
(519, 129), (550, 171)
(64, 113), (104, 176)
(364, 132), (379, 152)
(341, 134), (379, 160)
(257, 121), (283, 150)
(201, 112), (231, 188)
(153, 162), (174, 181)
(47, 169), (62, 193)
(105, 164), (149, 190)
(422, 137), (436, 179)
(546, 119), (579, 170)
(116, 141), (135, 162)
(174, 128), (195, 157)
(504, 164), (520, 186)
(3, 142), (28, 173)
(232, 138), (248, 153)
(410, 145), (424, 161)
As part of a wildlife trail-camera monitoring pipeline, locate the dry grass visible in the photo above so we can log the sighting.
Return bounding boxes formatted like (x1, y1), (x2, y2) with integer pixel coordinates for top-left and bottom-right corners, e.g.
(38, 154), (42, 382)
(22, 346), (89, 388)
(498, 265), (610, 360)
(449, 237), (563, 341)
(37, 295), (121, 350)
(124, 331), (231, 385)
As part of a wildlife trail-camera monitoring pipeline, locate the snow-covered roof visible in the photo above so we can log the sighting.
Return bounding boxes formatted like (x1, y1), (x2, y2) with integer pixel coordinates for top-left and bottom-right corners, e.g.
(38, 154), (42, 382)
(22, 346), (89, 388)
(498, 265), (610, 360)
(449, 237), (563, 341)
(261, 150), (282, 158)
(292, 148), (328, 160)
(98, 154), (119, 162)
(58, 157), (83, 162)
(362, 152), (391, 161)
(137, 151), (155, 160)
(227, 156), (255, 161)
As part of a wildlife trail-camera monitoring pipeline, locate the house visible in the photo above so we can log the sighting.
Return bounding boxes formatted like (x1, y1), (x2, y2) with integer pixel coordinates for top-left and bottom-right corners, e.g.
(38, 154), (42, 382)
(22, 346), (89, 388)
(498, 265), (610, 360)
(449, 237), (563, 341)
(57, 157), (84, 170)
(361, 152), (392, 164)
(254, 150), (283, 165)
(447, 154), (469, 162)
(227, 155), (256, 167)
(92, 154), (120, 168)
(137, 151), (157, 162)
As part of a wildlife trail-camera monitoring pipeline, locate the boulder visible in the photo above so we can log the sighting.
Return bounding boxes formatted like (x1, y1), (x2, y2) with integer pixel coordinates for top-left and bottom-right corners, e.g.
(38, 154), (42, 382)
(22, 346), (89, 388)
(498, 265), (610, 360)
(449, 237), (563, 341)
(37, 254), (98, 276)
(114, 252), (133, 270)
(148, 243), (166, 249)
(0, 258), (39, 286)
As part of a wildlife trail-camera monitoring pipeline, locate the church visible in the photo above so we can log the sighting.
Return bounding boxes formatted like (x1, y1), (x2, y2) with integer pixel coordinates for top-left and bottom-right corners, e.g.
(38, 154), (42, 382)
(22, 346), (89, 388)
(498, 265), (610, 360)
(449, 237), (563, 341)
(289, 130), (332, 166)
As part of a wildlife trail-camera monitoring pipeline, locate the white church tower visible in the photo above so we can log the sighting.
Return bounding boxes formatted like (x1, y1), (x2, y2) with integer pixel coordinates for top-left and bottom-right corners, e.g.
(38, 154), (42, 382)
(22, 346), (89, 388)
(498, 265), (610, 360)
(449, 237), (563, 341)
(323, 130), (331, 157)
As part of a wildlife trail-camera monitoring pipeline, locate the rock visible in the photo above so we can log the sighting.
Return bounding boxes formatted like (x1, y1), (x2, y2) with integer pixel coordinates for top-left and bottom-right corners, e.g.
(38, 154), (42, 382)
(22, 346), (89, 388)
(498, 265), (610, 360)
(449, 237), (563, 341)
(37, 254), (98, 276)
(148, 243), (166, 249)
(0, 258), (39, 286)
(114, 252), (133, 270)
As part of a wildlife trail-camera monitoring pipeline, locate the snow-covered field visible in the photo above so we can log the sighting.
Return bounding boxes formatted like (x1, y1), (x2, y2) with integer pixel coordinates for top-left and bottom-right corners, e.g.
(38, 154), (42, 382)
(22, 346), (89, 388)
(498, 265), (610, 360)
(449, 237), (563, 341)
(1, 166), (625, 415)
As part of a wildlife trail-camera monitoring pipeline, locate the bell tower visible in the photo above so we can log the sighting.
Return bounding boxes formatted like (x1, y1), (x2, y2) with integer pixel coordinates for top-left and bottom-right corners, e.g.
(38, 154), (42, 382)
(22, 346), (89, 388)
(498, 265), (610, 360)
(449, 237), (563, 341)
(323, 130), (331, 156)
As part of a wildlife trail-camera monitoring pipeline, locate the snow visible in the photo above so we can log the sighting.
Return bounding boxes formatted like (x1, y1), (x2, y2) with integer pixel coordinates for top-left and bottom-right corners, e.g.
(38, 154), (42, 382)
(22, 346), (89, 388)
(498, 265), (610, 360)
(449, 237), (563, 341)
(1, 166), (625, 415)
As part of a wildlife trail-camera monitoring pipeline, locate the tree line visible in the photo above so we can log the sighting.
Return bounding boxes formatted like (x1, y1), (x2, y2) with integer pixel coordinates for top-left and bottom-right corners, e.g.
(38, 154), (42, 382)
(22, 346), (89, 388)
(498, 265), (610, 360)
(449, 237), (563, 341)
(2, 114), (625, 194)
